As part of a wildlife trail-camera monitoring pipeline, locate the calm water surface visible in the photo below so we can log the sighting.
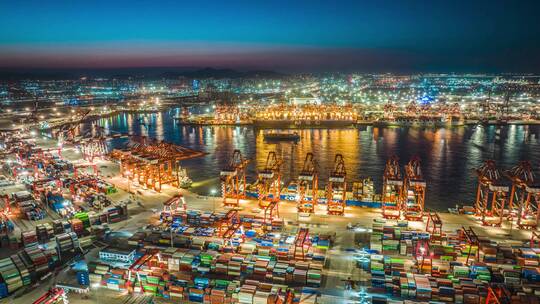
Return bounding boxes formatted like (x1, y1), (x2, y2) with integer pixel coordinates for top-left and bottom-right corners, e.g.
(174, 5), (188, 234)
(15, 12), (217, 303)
(82, 109), (540, 211)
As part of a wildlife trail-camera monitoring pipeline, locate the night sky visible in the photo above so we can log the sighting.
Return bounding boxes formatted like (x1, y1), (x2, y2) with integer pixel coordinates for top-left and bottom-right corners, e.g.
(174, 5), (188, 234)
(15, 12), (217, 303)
(1, 0), (540, 72)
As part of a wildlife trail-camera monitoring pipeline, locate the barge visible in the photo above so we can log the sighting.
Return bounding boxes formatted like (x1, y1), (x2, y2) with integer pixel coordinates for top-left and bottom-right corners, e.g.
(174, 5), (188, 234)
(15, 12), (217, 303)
(263, 132), (300, 142)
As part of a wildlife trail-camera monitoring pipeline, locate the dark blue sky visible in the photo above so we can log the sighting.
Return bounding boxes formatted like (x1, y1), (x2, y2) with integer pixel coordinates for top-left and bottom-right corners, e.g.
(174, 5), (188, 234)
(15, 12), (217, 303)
(1, 0), (539, 72)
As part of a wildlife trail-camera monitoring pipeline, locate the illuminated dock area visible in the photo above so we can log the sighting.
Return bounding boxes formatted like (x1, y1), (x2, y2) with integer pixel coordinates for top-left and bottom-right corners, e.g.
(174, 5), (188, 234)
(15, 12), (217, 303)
(0, 131), (538, 303)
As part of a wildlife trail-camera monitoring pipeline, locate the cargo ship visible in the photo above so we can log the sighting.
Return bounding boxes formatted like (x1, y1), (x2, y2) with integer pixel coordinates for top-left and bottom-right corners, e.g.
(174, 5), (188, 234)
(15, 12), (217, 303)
(372, 115), (465, 127)
(253, 103), (358, 129)
(253, 119), (355, 129)
(263, 132), (300, 142)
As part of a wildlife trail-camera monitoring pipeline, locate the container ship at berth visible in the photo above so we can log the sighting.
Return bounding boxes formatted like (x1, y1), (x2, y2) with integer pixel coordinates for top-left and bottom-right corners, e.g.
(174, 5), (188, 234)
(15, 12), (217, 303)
(253, 103), (358, 129)
(372, 115), (465, 127)
(371, 101), (466, 128)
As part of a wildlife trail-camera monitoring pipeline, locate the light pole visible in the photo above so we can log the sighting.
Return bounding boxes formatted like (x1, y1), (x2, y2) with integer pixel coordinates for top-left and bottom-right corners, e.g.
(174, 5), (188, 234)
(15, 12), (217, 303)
(125, 169), (134, 204)
(210, 188), (217, 212)
(125, 170), (131, 194)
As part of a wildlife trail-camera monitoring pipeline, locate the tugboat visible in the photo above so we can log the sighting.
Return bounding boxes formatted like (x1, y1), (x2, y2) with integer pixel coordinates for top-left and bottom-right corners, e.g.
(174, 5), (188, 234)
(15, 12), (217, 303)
(263, 131), (300, 142)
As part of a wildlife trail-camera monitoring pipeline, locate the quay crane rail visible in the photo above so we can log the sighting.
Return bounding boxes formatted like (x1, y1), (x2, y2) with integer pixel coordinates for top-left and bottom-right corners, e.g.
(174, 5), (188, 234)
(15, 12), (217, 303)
(221, 150), (250, 207)
(475, 160), (509, 227)
(257, 151), (283, 208)
(326, 154), (346, 215)
(297, 153), (319, 213)
(403, 156), (426, 221)
(505, 161), (540, 229)
(382, 156), (403, 219)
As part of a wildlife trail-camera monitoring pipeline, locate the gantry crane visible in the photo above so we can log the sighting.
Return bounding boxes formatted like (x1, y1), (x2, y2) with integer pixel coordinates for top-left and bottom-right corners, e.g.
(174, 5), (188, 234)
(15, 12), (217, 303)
(56, 109), (91, 143)
(216, 210), (241, 239)
(1, 194), (11, 216)
(257, 152), (283, 208)
(277, 289), (294, 304)
(80, 139), (108, 163)
(160, 195), (186, 221)
(221, 150), (250, 207)
(475, 160), (508, 227)
(126, 249), (159, 290)
(73, 163), (99, 178)
(78, 124), (108, 163)
(297, 153), (319, 213)
(505, 161), (540, 229)
(262, 201), (279, 231)
(459, 226), (480, 265)
(382, 156), (403, 219)
(32, 288), (67, 304)
(293, 228), (311, 260)
(403, 156), (426, 221)
(485, 285), (512, 304)
(326, 154), (346, 215)
(425, 212), (443, 244)
(110, 137), (205, 192)
(531, 231), (540, 248)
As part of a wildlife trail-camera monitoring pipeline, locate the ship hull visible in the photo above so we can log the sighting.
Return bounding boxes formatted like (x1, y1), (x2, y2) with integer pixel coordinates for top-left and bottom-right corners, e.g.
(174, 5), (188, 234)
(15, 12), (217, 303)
(372, 119), (465, 128)
(253, 119), (354, 129)
(263, 134), (300, 142)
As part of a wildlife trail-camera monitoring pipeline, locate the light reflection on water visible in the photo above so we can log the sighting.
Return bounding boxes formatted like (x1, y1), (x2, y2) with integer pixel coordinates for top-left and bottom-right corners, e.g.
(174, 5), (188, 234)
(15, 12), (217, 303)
(82, 109), (540, 211)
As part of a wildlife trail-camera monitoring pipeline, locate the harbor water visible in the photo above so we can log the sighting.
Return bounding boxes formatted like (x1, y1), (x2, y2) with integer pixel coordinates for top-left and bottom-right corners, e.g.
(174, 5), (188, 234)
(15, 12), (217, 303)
(82, 109), (540, 211)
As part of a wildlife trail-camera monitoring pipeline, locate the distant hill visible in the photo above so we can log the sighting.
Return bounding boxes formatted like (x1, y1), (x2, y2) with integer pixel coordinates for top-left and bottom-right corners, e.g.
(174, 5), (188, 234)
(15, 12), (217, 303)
(160, 67), (283, 79)
(0, 67), (285, 80)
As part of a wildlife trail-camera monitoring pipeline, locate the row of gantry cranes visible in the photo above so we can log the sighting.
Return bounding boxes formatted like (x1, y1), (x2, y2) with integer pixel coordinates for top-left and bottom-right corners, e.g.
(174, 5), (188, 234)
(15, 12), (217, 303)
(384, 157), (540, 231)
(475, 160), (540, 229)
(219, 150), (540, 230)
(219, 150), (427, 221)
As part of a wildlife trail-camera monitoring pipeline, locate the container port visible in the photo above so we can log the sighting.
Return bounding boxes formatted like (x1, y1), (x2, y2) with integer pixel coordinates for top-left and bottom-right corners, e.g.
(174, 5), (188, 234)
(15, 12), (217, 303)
(173, 91), (540, 128)
(2, 0), (540, 302)
(0, 125), (539, 303)
(2, 0), (540, 301)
